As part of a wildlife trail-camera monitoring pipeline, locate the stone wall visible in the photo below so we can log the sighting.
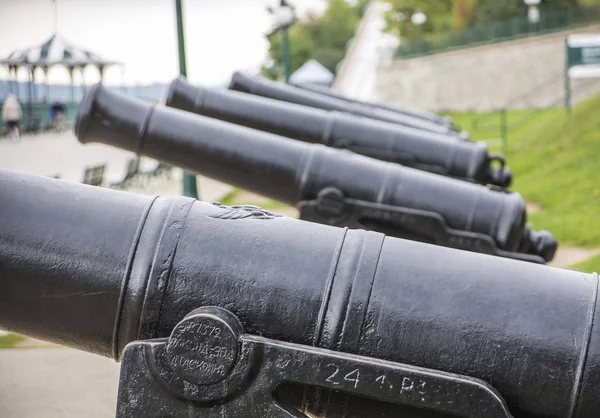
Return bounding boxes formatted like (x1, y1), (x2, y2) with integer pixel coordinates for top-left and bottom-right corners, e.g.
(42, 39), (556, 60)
(375, 25), (600, 112)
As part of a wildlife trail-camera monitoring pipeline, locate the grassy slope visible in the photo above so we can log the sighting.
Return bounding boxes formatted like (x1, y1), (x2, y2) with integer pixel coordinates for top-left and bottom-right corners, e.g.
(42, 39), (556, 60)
(571, 253), (600, 273)
(450, 96), (600, 263)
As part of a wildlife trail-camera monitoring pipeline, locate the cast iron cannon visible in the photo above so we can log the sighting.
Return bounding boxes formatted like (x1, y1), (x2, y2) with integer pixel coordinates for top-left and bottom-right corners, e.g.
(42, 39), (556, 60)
(229, 72), (468, 139)
(167, 77), (509, 187)
(0, 169), (596, 418)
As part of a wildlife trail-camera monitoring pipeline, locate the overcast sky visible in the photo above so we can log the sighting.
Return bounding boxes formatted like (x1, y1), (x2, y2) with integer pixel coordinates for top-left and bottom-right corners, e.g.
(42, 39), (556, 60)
(0, 0), (326, 86)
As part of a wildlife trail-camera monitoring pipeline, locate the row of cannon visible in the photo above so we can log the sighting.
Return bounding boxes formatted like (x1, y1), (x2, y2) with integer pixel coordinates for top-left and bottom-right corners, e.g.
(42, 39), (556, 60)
(1, 73), (594, 418)
(76, 73), (554, 264)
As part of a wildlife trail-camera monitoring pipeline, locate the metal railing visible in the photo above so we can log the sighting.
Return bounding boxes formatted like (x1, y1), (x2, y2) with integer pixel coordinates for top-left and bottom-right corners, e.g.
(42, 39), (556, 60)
(0, 84), (167, 135)
(397, 5), (600, 59)
(470, 75), (600, 153)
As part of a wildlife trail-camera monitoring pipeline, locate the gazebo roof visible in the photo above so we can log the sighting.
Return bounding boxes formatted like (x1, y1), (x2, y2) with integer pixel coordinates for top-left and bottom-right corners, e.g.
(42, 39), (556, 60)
(0, 33), (120, 69)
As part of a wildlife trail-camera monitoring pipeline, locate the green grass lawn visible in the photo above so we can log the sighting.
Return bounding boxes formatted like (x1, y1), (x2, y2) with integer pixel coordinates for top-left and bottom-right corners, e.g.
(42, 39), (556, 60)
(218, 187), (291, 211)
(0, 333), (25, 349)
(570, 253), (600, 273)
(448, 96), (600, 272)
(218, 188), (242, 206)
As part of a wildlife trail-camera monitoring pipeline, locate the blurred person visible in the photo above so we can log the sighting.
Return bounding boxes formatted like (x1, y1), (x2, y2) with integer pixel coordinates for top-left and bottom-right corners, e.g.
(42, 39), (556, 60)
(50, 100), (66, 132)
(2, 94), (22, 141)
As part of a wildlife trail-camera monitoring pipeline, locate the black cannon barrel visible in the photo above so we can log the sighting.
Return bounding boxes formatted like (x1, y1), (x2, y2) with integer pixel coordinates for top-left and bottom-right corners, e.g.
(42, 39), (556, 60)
(0, 168), (598, 418)
(167, 77), (510, 187)
(293, 81), (454, 129)
(229, 72), (467, 139)
(76, 84), (555, 262)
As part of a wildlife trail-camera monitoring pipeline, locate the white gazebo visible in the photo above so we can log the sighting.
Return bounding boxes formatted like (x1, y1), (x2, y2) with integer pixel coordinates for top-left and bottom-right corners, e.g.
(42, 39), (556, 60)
(0, 33), (121, 103)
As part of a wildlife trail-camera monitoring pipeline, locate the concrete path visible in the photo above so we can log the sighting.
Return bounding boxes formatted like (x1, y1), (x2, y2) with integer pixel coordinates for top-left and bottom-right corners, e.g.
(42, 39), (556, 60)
(0, 131), (138, 183)
(549, 247), (600, 269)
(0, 348), (120, 418)
(0, 131), (233, 202)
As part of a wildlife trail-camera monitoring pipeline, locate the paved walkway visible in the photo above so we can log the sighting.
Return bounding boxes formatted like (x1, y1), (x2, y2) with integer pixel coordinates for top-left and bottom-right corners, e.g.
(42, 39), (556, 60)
(0, 348), (120, 418)
(549, 247), (600, 269)
(0, 131), (233, 202)
(0, 131), (136, 183)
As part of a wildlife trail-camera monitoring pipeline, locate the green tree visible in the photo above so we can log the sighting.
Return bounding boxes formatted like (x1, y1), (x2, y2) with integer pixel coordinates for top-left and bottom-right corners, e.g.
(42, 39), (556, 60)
(452, 0), (477, 30)
(384, 0), (454, 41)
(384, 0), (589, 38)
(468, 0), (580, 25)
(261, 0), (364, 81)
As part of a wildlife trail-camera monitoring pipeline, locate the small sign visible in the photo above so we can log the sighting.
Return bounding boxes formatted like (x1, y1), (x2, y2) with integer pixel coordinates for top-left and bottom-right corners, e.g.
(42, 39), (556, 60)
(567, 34), (600, 78)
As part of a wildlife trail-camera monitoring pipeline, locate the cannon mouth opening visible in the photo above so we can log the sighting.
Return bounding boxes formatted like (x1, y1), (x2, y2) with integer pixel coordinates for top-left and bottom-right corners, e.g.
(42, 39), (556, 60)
(487, 166), (512, 188)
(522, 228), (558, 263)
(74, 83), (101, 143)
(164, 76), (187, 108)
(228, 71), (243, 90)
(229, 71), (253, 93)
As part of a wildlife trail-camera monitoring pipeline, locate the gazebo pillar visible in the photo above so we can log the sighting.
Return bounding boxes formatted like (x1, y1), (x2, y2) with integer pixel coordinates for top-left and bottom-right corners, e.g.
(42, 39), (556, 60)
(8, 66), (15, 96)
(98, 65), (105, 83)
(68, 66), (75, 102)
(26, 66), (35, 125)
(42, 66), (50, 102)
(10, 66), (19, 99)
(80, 65), (86, 99)
(14, 67), (20, 102)
(30, 66), (37, 103)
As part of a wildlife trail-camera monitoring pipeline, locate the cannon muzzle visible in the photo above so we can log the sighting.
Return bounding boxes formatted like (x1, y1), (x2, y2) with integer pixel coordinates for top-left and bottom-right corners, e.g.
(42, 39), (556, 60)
(76, 84), (555, 263)
(76, 83), (304, 204)
(167, 77), (509, 187)
(0, 169), (596, 418)
(229, 72), (467, 139)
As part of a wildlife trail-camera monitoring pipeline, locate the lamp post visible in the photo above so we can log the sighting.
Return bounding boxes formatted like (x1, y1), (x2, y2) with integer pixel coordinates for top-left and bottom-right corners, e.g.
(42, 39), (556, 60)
(525, 0), (541, 32)
(269, 0), (296, 83)
(174, 0), (199, 199)
(411, 11), (427, 54)
(411, 11), (427, 42)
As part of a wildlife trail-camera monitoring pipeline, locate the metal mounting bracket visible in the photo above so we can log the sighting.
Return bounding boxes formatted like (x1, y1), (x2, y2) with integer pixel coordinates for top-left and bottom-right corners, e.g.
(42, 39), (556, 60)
(297, 187), (544, 263)
(116, 306), (514, 417)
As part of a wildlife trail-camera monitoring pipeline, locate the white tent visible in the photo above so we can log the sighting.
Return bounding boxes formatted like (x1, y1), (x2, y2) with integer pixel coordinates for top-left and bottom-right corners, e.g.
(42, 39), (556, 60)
(289, 59), (334, 86)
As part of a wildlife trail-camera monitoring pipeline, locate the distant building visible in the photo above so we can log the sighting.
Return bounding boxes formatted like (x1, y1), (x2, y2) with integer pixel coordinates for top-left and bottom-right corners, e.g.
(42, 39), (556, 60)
(289, 59), (334, 87)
